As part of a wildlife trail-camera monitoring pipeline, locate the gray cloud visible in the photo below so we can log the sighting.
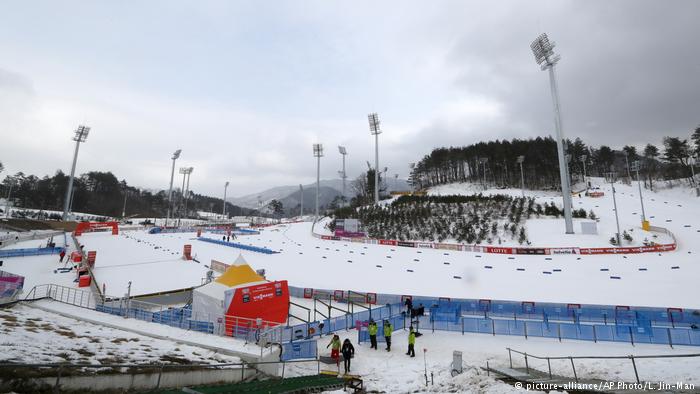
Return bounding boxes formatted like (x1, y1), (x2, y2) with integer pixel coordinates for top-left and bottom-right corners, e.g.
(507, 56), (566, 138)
(0, 1), (698, 197)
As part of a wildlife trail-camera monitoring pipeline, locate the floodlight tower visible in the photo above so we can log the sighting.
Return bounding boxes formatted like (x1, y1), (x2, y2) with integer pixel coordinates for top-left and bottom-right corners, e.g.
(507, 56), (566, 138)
(165, 149), (182, 226)
(313, 144), (323, 217)
(223, 181), (229, 217)
(516, 156), (525, 197)
(62, 125), (90, 221)
(338, 146), (348, 206)
(531, 33), (574, 234)
(184, 167), (194, 218)
(179, 167), (188, 216)
(368, 113), (381, 204)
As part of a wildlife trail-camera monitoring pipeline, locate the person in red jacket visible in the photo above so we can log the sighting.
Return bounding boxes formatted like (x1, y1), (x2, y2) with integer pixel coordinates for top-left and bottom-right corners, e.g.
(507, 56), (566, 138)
(59, 250), (66, 263)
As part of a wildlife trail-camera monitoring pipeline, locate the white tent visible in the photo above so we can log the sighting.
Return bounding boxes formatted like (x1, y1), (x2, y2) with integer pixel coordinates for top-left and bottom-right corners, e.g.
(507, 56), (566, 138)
(191, 254), (266, 320)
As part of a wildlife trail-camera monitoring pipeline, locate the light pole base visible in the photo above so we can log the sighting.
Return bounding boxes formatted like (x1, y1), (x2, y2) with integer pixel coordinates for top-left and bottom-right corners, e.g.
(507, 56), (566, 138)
(642, 220), (650, 231)
(565, 231), (574, 235)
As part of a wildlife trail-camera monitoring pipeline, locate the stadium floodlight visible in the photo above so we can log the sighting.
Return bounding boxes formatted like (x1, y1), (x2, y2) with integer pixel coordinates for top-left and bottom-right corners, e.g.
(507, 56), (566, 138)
(368, 113), (381, 204)
(605, 170), (622, 246)
(183, 167), (194, 220)
(516, 156), (525, 197)
(338, 146), (348, 207)
(313, 144), (323, 217)
(531, 33), (573, 234)
(630, 161), (647, 226)
(223, 181), (230, 218)
(61, 125), (91, 221)
(165, 149), (182, 226)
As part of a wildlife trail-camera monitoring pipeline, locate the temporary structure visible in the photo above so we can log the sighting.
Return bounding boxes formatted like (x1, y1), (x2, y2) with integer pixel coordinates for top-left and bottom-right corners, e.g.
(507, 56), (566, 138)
(192, 254), (289, 327)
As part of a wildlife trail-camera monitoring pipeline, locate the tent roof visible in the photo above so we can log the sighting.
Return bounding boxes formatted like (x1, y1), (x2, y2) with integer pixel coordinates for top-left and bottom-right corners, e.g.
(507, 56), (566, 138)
(214, 254), (264, 287)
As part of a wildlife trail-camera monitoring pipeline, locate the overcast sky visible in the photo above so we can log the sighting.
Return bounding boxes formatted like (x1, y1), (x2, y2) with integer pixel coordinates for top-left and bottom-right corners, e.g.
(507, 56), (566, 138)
(1, 1), (698, 197)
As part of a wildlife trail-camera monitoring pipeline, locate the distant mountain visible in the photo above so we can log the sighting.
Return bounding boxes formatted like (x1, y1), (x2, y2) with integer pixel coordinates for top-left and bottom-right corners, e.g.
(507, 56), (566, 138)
(228, 177), (411, 214)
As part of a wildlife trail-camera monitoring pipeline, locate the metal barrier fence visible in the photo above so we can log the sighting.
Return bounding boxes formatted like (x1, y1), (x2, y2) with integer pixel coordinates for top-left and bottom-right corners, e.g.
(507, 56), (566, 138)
(0, 246), (64, 258)
(197, 237), (278, 254)
(281, 339), (318, 361)
(0, 358), (324, 392)
(24, 284), (284, 350)
(417, 314), (700, 347)
(276, 302), (405, 344)
(503, 347), (700, 384)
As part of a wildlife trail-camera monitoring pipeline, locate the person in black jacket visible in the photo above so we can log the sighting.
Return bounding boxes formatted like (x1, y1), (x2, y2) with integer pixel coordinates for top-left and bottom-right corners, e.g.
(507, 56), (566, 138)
(341, 338), (355, 373)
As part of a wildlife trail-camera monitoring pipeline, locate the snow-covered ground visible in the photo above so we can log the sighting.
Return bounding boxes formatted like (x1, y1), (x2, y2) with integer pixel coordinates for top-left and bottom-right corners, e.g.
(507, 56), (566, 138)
(0, 304), (241, 365)
(67, 178), (699, 308)
(288, 328), (699, 393)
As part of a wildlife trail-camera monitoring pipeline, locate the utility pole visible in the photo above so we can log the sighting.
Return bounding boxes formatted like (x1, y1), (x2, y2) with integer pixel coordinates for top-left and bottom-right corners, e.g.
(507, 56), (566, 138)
(223, 181), (229, 218)
(631, 160), (647, 228)
(531, 33), (574, 234)
(4, 177), (14, 218)
(606, 170), (622, 246)
(122, 189), (128, 218)
(338, 146), (347, 207)
(62, 125), (90, 221)
(580, 155), (588, 190)
(517, 156), (525, 197)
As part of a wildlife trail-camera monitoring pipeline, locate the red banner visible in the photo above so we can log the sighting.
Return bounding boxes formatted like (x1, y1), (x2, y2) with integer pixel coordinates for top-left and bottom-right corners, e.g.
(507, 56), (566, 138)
(484, 247), (514, 254)
(379, 239), (397, 246)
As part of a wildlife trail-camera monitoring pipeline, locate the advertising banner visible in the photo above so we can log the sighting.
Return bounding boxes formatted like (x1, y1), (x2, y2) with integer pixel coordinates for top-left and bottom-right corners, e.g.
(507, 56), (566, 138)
(397, 241), (416, 248)
(379, 239), (397, 246)
(515, 248), (548, 255)
(210, 259), (230, 273)
(484, 247), (514, 254)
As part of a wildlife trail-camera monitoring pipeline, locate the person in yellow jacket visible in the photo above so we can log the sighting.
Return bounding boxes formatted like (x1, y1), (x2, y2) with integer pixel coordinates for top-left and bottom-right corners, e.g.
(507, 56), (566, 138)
(327, 334), (341, 366)
(368, 320), (378, 350)
(383, 320), (393, 351)
(406, 326), (416, 357)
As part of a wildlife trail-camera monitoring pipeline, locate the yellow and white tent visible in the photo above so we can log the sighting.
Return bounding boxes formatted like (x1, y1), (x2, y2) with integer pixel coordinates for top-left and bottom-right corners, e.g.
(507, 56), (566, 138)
(192, 254), (266, 318)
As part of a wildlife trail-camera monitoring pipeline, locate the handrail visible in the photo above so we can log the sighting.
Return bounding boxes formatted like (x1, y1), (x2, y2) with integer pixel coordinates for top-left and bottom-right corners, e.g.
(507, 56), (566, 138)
(504, 346), (700, 384)
(505, 347), (700, 361)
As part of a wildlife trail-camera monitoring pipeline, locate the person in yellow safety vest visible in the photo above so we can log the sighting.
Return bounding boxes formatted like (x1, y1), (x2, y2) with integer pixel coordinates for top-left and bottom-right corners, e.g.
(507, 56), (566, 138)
(368, 320), (378, 350)
(326, 334), (341, 366)
(406, 326), (416, 357)
(383, 320), (393, 351)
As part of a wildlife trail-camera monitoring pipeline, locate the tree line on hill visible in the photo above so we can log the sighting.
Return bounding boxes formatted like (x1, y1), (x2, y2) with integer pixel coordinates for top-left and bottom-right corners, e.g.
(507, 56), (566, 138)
(0, 167), (254, 220)
(408, 126), (700, 191)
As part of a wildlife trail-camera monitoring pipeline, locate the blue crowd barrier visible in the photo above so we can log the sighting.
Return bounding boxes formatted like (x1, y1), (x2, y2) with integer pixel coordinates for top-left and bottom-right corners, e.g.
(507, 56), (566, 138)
(197, 237), (278, 254)
(281, 339), (318, 361)
(0, 247), (64, 258)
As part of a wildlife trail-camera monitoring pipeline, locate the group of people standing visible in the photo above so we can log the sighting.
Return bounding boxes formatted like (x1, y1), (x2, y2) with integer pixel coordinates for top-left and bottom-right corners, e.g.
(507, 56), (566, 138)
(325, 318), (418, 374)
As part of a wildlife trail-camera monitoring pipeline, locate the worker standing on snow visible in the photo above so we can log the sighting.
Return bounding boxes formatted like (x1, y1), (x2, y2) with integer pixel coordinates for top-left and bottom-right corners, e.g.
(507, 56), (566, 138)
(59, 249), (66, 263)
(383, 320), (393, 351)
(406, 326), (416, 357)
(326, 334), (341, 366)
(368, 320), (378, 350)
(341, 338), (355, 373)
